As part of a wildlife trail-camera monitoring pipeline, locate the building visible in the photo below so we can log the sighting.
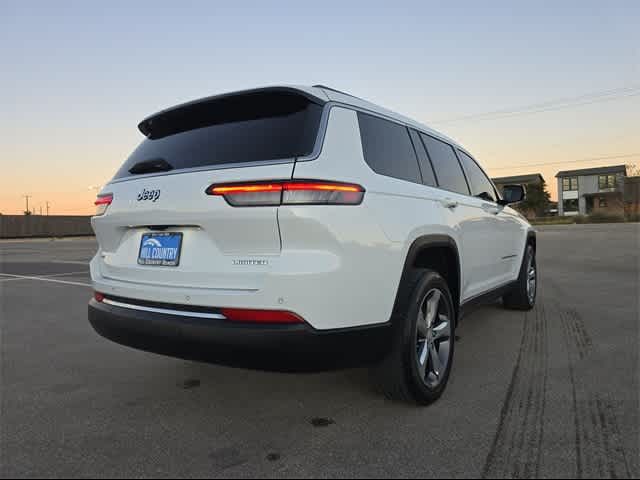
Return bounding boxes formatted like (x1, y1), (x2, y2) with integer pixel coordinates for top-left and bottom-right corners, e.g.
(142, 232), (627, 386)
(556, 165), (627, 216)
(492, 173), (545, 193)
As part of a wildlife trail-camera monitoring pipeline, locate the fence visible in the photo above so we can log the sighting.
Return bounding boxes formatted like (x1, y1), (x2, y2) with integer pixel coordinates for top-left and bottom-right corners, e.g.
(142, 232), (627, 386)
(0, 215), (94, 238)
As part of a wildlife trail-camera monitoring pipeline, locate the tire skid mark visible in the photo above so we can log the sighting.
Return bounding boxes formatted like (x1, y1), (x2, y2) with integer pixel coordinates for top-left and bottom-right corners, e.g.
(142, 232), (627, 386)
(602, 398), (631, 478)
(559, 306), (584, 478)
(533, 305), (548, 478)
(559, 306), (631, 479)
(562, 307), (593, 360)
(483, 303), (548, 479)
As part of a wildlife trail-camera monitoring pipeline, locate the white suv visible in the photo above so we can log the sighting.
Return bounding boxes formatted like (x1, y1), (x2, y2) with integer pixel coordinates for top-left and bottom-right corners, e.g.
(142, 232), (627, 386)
(89, 85), (536, 404)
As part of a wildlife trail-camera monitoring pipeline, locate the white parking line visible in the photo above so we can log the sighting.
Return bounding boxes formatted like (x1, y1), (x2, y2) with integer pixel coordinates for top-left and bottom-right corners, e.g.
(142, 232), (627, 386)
(50, 260), (90, 265)
(0, 270), (89, 281)
(0, 272), (92, 287)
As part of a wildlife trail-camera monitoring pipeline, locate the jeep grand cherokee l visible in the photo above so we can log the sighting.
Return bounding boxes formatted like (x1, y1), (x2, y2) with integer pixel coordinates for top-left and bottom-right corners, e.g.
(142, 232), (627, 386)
(89, 85), (536, 404)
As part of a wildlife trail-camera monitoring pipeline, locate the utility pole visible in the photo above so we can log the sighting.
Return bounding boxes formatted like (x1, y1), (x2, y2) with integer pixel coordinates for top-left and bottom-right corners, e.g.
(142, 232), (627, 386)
(46, 201), (50, 216)
(23, 195), (32, 215)
(39, 205), (43, 216)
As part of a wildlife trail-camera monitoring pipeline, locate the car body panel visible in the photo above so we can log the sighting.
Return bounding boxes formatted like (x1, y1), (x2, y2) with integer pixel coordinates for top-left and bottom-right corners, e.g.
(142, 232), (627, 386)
(90, 85), (534, 339)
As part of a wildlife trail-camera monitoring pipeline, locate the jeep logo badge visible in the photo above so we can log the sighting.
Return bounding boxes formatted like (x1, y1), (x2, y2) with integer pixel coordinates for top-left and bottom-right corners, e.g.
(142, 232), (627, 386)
(137, 188), (161, 202)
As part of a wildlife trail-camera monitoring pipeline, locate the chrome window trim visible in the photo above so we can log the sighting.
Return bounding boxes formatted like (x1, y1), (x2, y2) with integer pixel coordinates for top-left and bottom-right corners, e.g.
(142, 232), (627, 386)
(295, 101), (462, 165)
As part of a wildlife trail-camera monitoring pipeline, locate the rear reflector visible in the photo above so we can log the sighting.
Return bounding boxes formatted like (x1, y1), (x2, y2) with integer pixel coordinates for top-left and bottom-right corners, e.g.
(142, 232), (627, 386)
(220, 308), (305, 324)
(206, 180), (364, 206)
(93, 292), (302, 324)
(94, 194), (113, 216)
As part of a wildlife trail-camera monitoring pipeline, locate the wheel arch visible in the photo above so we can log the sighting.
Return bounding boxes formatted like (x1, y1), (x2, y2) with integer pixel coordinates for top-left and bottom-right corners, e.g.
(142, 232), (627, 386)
(392, 234), (462, 325)
(527, 229), (537, 250)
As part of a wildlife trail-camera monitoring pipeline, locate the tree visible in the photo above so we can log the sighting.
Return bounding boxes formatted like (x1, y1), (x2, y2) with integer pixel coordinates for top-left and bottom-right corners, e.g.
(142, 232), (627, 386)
(515, 181), (551, 217)
(626, 164), (640, 177)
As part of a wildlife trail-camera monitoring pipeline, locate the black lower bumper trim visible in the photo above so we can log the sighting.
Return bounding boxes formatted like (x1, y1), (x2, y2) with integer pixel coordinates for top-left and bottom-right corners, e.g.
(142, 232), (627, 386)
(88, 299), (392, 372)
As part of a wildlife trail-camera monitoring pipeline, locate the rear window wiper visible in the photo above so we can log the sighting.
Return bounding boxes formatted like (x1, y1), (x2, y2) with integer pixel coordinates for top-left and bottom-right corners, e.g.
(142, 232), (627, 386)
(128, 158), (174, 175)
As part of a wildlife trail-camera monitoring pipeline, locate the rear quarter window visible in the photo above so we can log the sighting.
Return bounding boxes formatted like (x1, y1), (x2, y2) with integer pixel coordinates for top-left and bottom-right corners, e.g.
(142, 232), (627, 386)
(357, 112), (422, 184)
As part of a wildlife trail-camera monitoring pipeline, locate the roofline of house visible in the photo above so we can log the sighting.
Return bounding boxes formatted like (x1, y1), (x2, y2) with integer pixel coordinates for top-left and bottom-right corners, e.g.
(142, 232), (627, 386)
(492, 174), (545, 184)
(555, 165), (627, 178)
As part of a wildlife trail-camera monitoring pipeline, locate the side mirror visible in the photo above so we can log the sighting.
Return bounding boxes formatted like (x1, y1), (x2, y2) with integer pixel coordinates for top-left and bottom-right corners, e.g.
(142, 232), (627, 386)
(499, 184), (526, 205)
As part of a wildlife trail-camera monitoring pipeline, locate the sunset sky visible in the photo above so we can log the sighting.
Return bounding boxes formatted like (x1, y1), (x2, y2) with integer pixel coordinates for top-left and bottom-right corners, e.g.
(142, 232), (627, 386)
(2, 1), (639, 215)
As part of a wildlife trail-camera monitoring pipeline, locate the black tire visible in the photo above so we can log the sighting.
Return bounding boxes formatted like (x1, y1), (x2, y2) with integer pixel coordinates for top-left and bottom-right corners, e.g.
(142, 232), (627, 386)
(503, 243), (536, 310)
(374, 269), (456, 405)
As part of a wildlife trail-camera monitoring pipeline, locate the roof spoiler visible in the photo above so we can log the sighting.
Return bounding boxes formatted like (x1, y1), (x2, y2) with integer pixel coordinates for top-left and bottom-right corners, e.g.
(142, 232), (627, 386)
(138, 86), (327, 138)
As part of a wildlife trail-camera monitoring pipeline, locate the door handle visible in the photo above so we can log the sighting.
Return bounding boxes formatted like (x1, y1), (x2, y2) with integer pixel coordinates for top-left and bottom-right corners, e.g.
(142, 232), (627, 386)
(482, 203), (500, 215)
(442, 199), (459, 209)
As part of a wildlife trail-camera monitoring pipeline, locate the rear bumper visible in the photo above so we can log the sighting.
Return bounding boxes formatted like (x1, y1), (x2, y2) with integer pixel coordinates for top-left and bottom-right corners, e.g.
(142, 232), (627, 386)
(88, 299), (392, 371)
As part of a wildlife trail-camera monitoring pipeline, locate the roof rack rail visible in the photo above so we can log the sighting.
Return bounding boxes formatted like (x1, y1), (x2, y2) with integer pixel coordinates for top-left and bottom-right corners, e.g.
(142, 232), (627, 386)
(312, 85), (362, 100)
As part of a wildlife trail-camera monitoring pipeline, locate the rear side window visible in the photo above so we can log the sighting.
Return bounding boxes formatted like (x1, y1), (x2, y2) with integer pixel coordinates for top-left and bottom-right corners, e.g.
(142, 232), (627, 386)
(357, 113), (422, 184)
(420, 134), (470, 195)
(408, 129), (437, 187)
(457, 150), (497, 202)
(114, 91), (324, 179)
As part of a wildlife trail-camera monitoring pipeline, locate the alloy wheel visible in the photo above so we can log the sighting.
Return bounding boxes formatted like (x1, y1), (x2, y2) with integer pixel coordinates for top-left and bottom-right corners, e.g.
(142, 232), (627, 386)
(415, 288), (452, 389)
(526, 251), (537, 304)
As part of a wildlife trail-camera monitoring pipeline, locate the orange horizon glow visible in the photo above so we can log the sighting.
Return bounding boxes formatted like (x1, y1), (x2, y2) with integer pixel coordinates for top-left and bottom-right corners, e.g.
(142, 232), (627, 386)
(2, 110), (637, 216)
(1, 148), (637, 216)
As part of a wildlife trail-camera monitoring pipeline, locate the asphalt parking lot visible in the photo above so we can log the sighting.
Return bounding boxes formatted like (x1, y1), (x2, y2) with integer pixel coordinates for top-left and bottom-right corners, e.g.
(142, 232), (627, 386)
(1, 223), (638, 478)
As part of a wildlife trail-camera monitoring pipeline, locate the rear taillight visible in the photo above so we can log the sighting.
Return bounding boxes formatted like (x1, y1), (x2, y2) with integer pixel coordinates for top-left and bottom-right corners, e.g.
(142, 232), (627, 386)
(206, 180), (365, 207)
(208, 183), (283, 207)
(94, 194), (113, 216)
(94, 291), (105, 302)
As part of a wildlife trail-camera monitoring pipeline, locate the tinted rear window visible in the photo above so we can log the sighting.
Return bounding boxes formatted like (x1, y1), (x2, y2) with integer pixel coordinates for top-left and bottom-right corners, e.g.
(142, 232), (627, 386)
(115, 91), (324, 179)
(457, 150), (497, 202)
(420, 133), (470, 195)
(357, 112), (422, 184)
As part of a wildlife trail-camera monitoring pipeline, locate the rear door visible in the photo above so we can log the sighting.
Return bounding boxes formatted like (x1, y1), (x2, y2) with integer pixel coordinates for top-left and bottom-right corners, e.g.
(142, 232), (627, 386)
(456, 149), (517, 286)
(419, 133), (503, 300)
(92, 89), (324, 290)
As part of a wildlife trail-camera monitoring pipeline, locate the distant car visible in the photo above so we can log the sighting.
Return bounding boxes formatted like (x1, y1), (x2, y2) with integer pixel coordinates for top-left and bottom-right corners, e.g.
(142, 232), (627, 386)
(88, 85), (536, 404)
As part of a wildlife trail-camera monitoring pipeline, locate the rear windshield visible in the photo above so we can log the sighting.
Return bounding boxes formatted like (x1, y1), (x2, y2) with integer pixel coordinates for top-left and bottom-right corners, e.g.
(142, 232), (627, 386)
(114, 91), (324, 179)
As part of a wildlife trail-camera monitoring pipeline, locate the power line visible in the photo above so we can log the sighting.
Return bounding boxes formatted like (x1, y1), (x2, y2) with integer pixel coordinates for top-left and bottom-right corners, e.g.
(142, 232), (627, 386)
(431, 86), (640, 125)
(479, 92), (640, 121)
(433, 86), (640, 123)
(487, 153), (640, 171)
